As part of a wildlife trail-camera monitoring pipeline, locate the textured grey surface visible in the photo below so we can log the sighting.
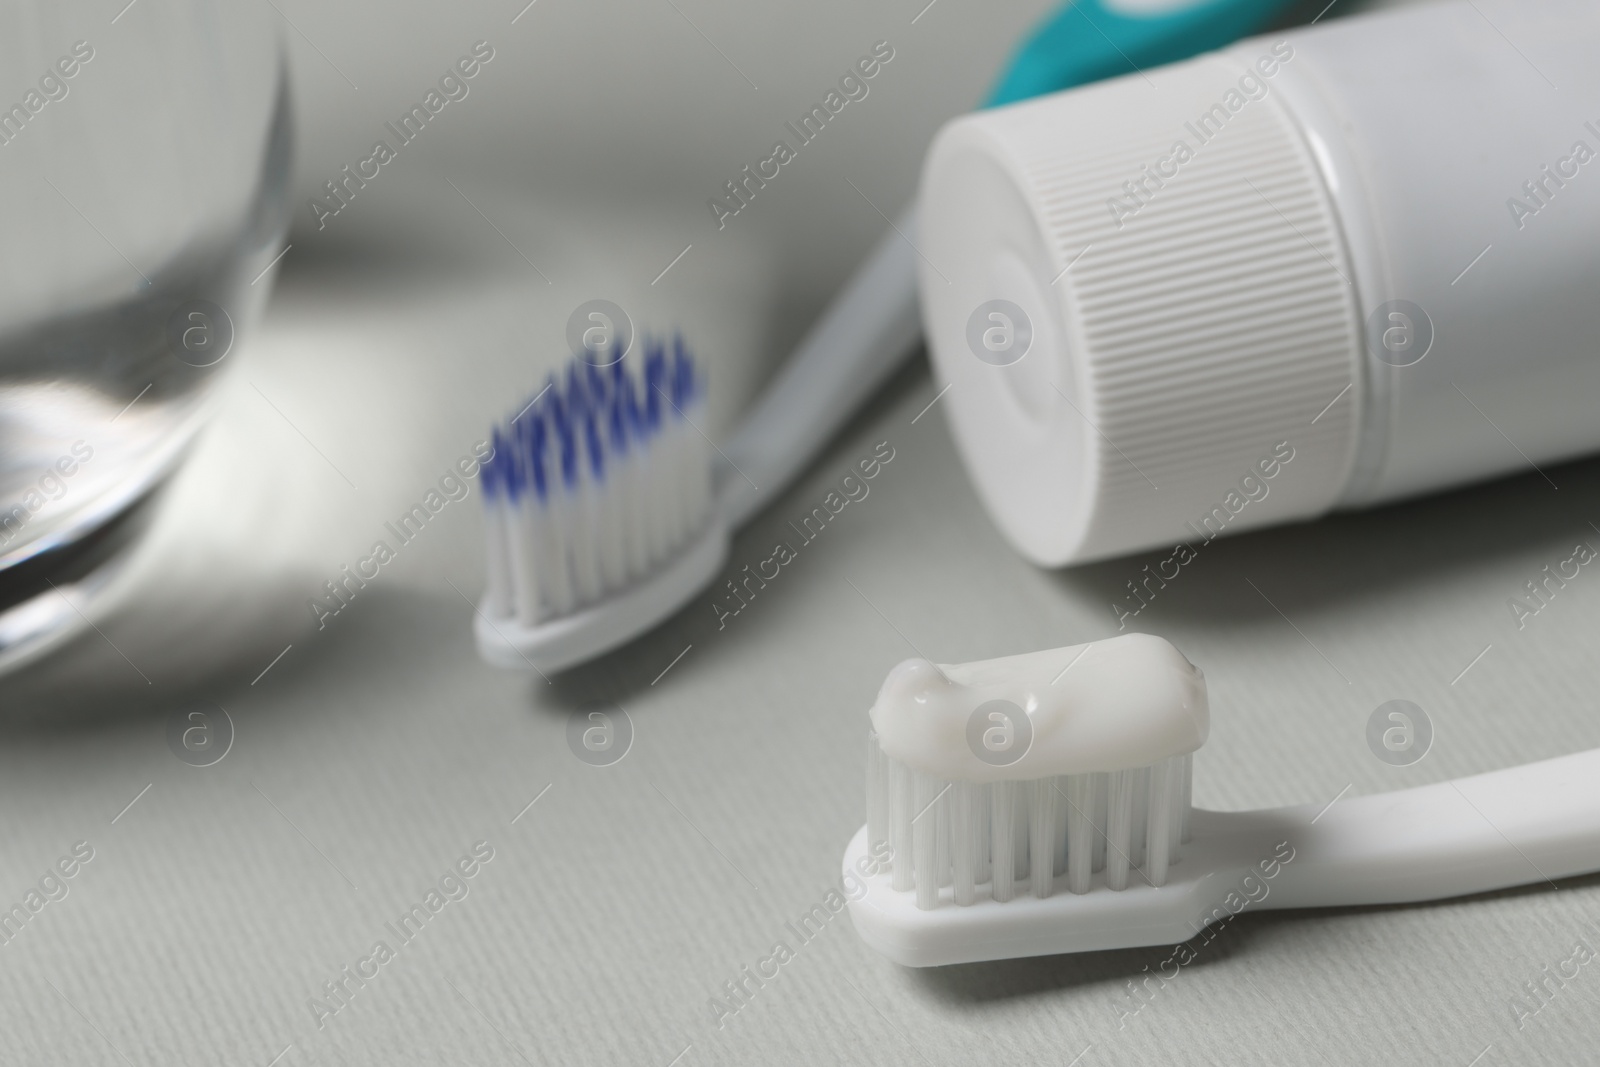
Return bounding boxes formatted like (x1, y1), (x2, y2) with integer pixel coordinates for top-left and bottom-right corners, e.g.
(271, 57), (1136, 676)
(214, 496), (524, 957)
(7, 0), (1600, 1064)
(6, 222), (1600, 1065)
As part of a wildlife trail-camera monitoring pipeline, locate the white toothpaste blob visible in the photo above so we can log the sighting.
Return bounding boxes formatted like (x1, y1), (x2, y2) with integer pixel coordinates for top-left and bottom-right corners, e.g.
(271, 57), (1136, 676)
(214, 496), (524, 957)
(868, 633), (1207, 782)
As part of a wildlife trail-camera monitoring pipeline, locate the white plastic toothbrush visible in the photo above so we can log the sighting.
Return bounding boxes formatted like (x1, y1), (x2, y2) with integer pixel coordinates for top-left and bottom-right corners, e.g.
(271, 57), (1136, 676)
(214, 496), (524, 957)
(845, 634), (1600, 967)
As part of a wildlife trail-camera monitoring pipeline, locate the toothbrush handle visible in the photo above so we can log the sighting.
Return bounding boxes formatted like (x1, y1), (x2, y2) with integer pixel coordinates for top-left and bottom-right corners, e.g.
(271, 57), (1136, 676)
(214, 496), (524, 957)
(715, 208), (921, 529)
(1231, 748), (1600, 911)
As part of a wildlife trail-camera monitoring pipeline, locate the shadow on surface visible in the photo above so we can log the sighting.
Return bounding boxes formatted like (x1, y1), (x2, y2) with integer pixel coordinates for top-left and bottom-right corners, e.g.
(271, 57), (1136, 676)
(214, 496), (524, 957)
(1054, 454), (1600, 633)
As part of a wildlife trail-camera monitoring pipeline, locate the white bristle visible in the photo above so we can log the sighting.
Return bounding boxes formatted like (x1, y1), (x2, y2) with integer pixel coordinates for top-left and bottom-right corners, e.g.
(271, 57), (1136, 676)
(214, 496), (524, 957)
(570, 485), (603, 603)
(1065, 773), (1095, 895)
(1167, 755), (1184, 856)
(621, 454), (649, 577)
(506, 501), (542, 626)
(534, 494), (575, 617)
(913, 772), (941, 911)
(975, 785), (991, 885)
(478, 342), (712, 627)
(596, 474), (627, 589)
(935, 787), (952, 889)
(1029, 779), (1056, 899)
(1105, 769), (1135, 891)
(1012, 784), (1030, 883)
(1052, 781), (1068, 878)
(1144, 757), (1175, 887)
(482, 498), (512, 618)
(951, 782), (978, 906)
(1177, 751), (1190, 844)
(867, 741), (1196, 909)
(866, 733), (888, 855)
(1092, 773), (1108, 873)
(990, 782), (1016, 903)
(889, 757), (914, 892)
(1130, 765), (1150, 875)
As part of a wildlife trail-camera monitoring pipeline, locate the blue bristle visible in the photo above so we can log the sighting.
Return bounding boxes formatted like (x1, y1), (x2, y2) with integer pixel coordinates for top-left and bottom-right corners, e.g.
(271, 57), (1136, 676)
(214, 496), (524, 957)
(565, 362), (589, 419)
(671, 335), (695, 411)
(486, 336), (702, 514)
(556, 413), (578, 489)
(483, 462), (499, 499)
(510, 421), (528, 501)
(606, 382), (629, 454)
(482, 432), (503, 499)
(618, 361), (644, 441)
(585, 360), (609, 409)
(643, 340), (665, 430)
(502, 430), (525, 502)
(513, 412), (535, 503)
(584, 412), (605, 481)
(544, 375), (566, 432)
(535, 413), (554, 502)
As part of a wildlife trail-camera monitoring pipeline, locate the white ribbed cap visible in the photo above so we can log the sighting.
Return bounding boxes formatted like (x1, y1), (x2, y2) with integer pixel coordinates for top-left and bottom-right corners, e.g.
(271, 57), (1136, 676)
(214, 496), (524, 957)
(918, 51), (1363, 566)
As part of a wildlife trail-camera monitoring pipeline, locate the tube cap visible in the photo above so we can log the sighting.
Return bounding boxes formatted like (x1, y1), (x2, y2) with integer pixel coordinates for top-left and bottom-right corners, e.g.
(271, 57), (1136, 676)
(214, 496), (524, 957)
(918, 50), (1362, 566)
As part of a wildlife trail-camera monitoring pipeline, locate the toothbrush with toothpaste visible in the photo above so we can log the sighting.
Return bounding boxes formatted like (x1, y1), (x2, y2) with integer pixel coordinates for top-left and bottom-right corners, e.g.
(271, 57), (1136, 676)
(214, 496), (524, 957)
(472, 0), (1298, 671)
(845, 634), (1600, 967)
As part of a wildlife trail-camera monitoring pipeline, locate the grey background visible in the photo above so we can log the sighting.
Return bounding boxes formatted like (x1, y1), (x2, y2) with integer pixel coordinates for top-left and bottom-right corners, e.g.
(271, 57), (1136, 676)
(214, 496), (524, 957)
(7, 0), (1600, 1064)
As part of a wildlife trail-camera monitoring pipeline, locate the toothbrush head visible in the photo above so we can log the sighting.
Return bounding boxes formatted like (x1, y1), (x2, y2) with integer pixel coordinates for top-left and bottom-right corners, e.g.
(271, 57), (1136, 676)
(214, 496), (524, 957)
(474, 337), (725, 672)
(847, 634), (1244, 966)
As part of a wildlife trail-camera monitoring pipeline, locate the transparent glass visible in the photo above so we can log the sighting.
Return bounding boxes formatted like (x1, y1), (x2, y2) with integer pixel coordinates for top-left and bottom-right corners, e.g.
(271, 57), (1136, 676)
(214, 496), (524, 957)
(0, 3), (290, 672)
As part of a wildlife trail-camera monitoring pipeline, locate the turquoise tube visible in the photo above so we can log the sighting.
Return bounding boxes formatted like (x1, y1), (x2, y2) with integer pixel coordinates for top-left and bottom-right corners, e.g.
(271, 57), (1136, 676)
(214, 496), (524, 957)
(987, 0), (1299, 107)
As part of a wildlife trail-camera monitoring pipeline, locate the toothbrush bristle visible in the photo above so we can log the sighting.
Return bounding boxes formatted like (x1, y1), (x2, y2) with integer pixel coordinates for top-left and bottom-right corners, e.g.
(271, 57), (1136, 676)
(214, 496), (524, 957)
(867, 732), (1193, 909)
(480, 340), (713, 626)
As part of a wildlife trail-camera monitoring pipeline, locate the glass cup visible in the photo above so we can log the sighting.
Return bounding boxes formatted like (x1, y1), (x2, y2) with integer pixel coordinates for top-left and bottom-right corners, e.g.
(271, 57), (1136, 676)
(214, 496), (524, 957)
(0, 2), (290, 673)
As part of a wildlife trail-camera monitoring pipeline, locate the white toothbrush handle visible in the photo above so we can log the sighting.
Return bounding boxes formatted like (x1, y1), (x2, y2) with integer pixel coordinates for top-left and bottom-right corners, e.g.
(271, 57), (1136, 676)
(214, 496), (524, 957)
(715, 207), (922, 528)
(1224, 747), (1600, 911)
